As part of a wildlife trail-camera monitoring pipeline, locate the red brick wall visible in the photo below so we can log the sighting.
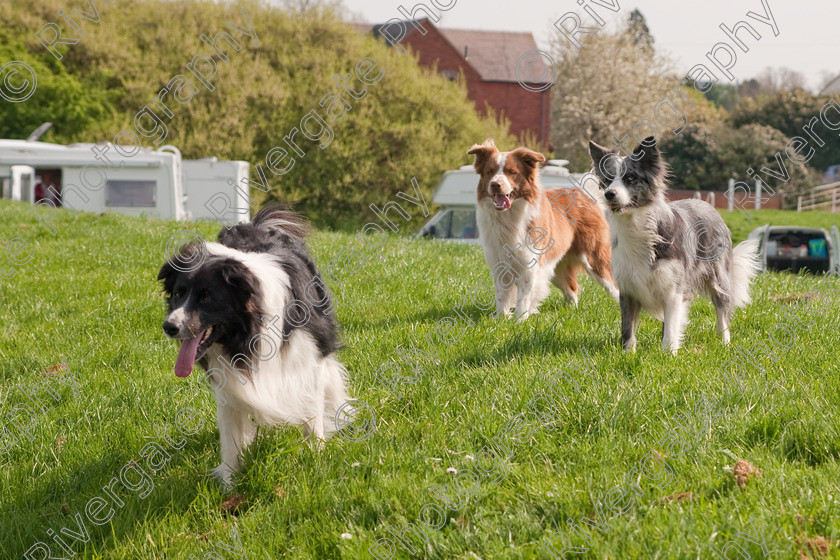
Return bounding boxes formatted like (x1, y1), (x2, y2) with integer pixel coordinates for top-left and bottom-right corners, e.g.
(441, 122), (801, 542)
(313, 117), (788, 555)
(466, 81), (549, 146)
(400, 26), (550, 146)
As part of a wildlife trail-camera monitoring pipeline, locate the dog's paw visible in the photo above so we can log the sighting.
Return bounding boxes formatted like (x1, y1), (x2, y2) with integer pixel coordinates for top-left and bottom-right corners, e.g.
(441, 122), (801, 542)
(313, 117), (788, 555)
(661, 342), (680, 356)
(212, 464), (235, 490)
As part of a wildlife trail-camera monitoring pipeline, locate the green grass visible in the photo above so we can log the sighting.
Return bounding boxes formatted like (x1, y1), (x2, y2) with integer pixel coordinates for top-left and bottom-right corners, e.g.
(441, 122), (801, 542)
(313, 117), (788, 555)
(1, 200), (840, 559)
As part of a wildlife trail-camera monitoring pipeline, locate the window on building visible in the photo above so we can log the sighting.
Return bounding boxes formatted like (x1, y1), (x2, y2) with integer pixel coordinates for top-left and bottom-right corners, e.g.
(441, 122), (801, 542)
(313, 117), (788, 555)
(439, 70), (458, 82)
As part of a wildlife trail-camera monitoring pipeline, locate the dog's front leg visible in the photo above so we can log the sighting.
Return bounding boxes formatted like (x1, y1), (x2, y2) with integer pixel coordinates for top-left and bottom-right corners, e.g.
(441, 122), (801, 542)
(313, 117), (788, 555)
(514, 269), (536, 322)
(303, 376), (326, 449)
(661, 297), (687, 355)
(620, 294), (641, 352)
(213, 401), (256, 488)
(494, 282), (516, 318)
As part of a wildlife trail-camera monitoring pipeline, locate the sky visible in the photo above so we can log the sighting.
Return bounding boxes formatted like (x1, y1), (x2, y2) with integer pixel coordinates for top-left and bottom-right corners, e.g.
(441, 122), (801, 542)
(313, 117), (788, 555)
(339, 0), (840, 92)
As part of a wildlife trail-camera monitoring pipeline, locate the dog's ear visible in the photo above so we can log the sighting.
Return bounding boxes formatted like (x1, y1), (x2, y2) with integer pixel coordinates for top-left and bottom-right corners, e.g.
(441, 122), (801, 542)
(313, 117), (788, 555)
(509, 147), (546, 181)
(219, 260), (261, 314)
(221, 260), (257, 293)
(633, 136), (662, 170)
(589, 140), (619, 180)
(157, 261), (178, 295)
(467, 139), (498, 173)
(158, 243), (202, 293)
(588, 140), (612, 169)
(216, 260), (263, 356)
(509, 147), (545, 168)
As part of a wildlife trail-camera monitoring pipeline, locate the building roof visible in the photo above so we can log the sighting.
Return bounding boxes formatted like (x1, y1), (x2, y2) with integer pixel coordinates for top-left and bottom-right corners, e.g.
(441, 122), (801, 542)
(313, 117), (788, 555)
(350, 22), (375, 34)
(437, 27), (547, 83)
(367, 19), (550, 84)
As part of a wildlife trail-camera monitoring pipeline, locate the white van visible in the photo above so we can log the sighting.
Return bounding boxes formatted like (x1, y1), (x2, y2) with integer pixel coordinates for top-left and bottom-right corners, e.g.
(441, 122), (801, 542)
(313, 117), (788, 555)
(415, 160), (594, 242)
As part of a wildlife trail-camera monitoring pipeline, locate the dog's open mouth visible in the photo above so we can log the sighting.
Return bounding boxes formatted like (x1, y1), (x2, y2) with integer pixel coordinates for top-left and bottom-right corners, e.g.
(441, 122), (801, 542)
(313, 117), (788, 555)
(493, 193), (513, 210)
(174, 326), (219, 378)
(608, 201), (627, 214)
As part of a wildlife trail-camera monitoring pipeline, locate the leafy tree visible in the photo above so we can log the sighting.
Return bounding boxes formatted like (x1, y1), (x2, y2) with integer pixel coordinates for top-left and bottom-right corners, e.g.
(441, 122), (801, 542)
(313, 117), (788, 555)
(547, 14), (825, 206)
(730, 89), (840, 173)
(753, 66), (808, 93)
(703, 83), (740, 111)
(661, 123), (820, 199)
(0, 0), (515, 229)
(0, 10), (118, 141)
(548, 25), (671, 170)
(628, 9), (654, 55)
(659, 124), (718, 190)
(548, 21), (729, 172)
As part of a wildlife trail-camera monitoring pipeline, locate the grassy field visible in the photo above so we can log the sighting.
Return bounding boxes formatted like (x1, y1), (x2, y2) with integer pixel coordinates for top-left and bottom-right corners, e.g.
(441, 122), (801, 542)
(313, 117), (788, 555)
(1, 200), (840, 559)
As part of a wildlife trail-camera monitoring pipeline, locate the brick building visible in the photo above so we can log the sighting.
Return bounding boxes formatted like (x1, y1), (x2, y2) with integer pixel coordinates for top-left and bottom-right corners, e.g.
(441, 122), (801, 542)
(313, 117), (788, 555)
(363, 19), (552, 146)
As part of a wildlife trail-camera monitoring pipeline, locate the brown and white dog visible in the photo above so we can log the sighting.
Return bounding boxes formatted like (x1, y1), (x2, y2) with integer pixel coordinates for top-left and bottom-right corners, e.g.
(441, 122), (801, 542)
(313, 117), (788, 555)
(468, 139), (618, 320)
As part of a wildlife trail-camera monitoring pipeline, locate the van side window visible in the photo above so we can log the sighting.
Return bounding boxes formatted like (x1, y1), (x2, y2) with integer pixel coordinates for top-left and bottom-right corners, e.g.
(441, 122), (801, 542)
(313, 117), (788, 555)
(433, 211), (452, 239)
(451, 209), (477, 239)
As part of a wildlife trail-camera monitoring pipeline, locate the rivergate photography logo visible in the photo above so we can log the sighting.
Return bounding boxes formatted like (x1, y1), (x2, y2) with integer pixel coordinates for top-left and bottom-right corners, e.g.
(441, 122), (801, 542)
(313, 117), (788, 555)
(0, 61), (38, 102)
(514, 50), (556, 92)
(682, 218), (730, 262)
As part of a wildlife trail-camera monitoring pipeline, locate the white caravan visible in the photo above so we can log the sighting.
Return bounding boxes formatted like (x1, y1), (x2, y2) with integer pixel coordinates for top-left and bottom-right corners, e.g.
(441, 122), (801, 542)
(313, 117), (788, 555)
(0, 139), (251, 224)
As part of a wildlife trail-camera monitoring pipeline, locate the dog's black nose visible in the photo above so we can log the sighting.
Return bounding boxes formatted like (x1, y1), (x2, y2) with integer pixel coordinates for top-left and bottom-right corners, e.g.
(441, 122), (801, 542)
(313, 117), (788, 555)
(604, 190), (615, 201)
(490, 181), (500, 190)
(162, 321), (179, 337)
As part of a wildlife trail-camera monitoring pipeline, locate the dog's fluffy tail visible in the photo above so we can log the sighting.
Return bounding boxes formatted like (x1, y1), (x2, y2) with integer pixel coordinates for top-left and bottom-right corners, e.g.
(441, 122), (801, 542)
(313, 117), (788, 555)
(252, 203), (311, 238)
(731, 238), (761, 308)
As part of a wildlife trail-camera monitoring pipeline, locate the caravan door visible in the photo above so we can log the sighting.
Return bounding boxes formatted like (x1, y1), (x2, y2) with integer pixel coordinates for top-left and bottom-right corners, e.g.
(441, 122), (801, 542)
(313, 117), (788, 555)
(10, 165), (35, 202)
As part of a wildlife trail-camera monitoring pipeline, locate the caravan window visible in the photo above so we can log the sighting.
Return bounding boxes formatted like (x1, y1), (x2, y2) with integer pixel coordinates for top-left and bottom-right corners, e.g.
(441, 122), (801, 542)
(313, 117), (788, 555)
(105, 180), (156, 207)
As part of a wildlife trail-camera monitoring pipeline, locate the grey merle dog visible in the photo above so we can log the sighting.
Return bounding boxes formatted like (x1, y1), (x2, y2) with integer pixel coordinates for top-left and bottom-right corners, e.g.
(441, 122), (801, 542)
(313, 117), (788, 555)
(588, 137), (760, 354)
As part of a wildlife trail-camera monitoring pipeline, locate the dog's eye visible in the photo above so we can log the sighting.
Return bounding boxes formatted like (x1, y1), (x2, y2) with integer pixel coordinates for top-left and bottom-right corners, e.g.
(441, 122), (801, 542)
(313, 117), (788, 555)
(174, 288), (186, 299)
(200, 291), (212, 303)
(625, 174), (637, 183)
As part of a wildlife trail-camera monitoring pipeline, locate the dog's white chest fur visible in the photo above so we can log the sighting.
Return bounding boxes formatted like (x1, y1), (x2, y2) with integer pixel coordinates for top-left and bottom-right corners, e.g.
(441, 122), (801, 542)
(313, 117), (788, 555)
(609, 210), (677, 319)
(476, 200), (535, 273)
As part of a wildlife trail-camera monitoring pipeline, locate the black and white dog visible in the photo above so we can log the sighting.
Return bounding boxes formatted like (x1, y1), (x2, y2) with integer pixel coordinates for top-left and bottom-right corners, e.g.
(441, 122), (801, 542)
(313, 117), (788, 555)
(158, 205), (350, 487)
(588, 137), (760, 354)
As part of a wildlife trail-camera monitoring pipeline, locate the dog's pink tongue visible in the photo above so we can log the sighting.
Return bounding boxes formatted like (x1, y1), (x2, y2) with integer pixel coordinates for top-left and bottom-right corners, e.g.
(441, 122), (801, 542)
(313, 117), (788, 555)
(174, 334), (202, 378)
(494, 194), (511, 209)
